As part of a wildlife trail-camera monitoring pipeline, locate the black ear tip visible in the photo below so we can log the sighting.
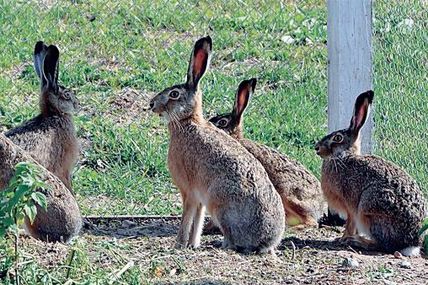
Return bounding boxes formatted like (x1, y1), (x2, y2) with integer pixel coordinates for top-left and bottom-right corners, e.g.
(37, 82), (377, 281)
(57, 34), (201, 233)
(249, 78), (257, 89)
(367, 90), (374, 102)
(205, 35), (212, 45)
(47, 44), (60, 53)
(35, 41), (44, 48)
(360, 90), (374, 103)
(195, 36), (212, 51)
(34, 41), (46, 54)
(46, 45), (60, 58)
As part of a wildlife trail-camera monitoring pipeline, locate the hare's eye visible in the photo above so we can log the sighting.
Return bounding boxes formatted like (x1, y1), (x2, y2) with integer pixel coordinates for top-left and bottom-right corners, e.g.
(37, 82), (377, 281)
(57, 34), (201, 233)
(333, 134), (343, 143)
(169, 91), (180, 99)
(217, 118), (229, 128)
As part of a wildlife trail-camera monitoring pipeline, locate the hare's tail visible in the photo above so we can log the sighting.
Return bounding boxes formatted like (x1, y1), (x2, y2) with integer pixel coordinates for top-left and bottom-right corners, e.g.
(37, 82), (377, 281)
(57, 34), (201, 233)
(400, 246), (420, 257)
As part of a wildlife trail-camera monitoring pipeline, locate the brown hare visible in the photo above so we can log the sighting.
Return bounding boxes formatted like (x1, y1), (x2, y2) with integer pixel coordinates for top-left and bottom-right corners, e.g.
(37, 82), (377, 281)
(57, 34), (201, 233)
(209, 79), (326, 227)
(315, 90), (427, 256)
(0, 134), (82, 243)
(5, 41), (79, 191)
(3, 41), (81, 242)
(149, 36), (285, 254)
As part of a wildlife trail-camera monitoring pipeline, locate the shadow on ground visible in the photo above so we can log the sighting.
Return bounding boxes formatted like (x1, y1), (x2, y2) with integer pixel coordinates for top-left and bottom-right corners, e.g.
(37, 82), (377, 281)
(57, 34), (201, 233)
(83, 216), (180, 238)
(82, 216), (426, 259)
(153, 279), (232, 285)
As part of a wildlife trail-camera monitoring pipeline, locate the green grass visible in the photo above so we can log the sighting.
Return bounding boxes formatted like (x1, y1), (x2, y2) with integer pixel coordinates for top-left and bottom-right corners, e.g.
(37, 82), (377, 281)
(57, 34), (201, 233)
(0, 0), (427, 216)
(0, 0), (427, 283)
(0, 0), (330, 216)
(373, 0), (428, 191)
(0, 0), (426, 216)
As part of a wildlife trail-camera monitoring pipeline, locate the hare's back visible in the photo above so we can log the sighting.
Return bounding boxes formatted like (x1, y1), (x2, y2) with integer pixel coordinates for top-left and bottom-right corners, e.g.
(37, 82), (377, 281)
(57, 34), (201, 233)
(345, 155), (425, 210)
(6, 114), (70, 136)
(171, 124), (274, 194)
(203, 126), (269, 172)
(5, 115), (78, 172)
(6, 116), (54, 150)
(350, 155), (417, 187)
(240, 139), (321, 197)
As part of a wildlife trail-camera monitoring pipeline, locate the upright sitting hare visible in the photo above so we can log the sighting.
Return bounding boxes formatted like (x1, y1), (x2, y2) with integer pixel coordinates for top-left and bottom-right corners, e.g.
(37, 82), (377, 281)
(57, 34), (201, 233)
(149, 36), (285, 253)
(4, 42), (81, 242)
(315, 90), (426, 256)
(210, 79), (326, 227)
(6, 41), (79, 190)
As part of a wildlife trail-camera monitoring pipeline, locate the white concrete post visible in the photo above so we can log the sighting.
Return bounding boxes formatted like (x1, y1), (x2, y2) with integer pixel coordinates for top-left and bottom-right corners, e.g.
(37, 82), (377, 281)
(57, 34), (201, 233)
(327, 0), (373, 154)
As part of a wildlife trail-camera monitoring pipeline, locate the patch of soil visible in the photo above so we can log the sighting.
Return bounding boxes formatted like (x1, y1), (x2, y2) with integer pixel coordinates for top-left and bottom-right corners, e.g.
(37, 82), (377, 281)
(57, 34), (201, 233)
(20, 237), (69, 268)
(105, 87), (153, 125)
(17, 217), (428, 284)
(1, 62), (32, 80)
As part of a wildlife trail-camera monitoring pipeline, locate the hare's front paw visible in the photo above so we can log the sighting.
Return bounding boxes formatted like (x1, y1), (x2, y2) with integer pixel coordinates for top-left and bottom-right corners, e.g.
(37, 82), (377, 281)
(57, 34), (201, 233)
(188, 240), (201, 249)
(337, 235), (353, 245)
(222, 238), (232, 249)
(174, 242), (187, 249)
(337, 235), (350, 244)
(339, 235), (377, 251)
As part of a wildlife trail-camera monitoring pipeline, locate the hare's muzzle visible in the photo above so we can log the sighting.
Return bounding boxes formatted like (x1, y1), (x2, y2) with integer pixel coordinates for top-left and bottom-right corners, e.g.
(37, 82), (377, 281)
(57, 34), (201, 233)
(315, 145), (319, 152)
(314, 142), (323, 155)
(149, 97), (166, 115)
(315, 145), (321, 156)
(314, 141), (330, 158)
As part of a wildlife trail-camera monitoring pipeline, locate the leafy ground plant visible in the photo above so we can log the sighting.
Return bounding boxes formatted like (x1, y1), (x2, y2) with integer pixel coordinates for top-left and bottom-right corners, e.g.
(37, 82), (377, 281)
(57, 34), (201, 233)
(421, 217), (428, 254)
(0, 162), (48, 284)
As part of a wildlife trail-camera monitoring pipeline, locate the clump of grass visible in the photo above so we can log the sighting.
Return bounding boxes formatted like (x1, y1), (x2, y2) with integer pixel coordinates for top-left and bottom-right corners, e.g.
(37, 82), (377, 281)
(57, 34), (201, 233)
(0, 162), (48, 284)
(420, 217), (428, 254)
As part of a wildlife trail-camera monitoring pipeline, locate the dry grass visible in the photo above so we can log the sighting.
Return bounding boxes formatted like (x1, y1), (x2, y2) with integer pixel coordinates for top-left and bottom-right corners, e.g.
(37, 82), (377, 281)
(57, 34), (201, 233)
(13, 217), (428, 284)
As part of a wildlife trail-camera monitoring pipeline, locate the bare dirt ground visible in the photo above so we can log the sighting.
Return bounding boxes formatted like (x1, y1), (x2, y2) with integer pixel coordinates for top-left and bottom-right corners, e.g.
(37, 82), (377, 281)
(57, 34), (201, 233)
(20, 217), (428, 284)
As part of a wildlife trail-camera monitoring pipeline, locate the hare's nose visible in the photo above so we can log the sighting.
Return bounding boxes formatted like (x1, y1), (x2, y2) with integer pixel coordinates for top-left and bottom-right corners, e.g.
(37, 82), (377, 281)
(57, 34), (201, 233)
(314, 145), (320, 152)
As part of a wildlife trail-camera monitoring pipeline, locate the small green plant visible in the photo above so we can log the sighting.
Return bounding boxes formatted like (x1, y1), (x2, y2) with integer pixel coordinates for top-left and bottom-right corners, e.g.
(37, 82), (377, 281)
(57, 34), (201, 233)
(0, 162), (48, 237)
(420, 217), (428, 254)
(0, 162), (48, 284)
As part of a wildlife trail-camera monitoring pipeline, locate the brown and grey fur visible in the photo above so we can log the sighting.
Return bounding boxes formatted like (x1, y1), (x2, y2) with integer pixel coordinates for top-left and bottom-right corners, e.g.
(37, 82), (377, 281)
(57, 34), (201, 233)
(149, 36), (285, 253)
(0, 134), (82, 242)
(2, 42), (81, 242)
(315, 90), (426, 256)
(209, 79), (325, 226)
(5, 42), (79, 191)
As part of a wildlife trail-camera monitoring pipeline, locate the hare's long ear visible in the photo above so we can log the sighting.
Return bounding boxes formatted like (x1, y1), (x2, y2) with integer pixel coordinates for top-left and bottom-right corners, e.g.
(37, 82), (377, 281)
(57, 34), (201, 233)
(186, 36), (212, 90)
(34, 41), (48, 80)
(42, 45), (60, 92)
(232, 78), (257, 121)
(349, 90), (374, 135)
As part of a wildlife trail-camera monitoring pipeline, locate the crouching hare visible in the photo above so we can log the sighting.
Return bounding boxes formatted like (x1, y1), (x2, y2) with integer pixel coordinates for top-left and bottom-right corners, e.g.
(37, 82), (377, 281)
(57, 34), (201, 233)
(210, 79), (326, 227)
(149, 36), (285, 254)
(315, 90), (427, 256)
(4, 41), (81, 242)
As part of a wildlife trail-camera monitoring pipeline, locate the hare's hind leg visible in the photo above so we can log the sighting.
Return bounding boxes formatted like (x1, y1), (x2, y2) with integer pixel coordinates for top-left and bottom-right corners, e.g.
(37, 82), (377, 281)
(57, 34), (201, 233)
(357, 189), (420, 253)
(282, 197), (317, 227)
(176, 193), (198, 249)
(339, 213), (356, 241)
(188, 203), (205, 248)
(341, 235), (377, 251)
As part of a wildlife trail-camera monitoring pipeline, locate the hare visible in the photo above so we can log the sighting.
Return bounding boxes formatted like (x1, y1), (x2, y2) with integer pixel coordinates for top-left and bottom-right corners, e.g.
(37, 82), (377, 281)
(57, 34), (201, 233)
(209, 79), (326, 227)
(3, 41), (81, 242)
(0, 135), (82, 243)
(5, 41), (79, 191)
(149, 36), (285, 254)
(315, 90), (427, 256)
